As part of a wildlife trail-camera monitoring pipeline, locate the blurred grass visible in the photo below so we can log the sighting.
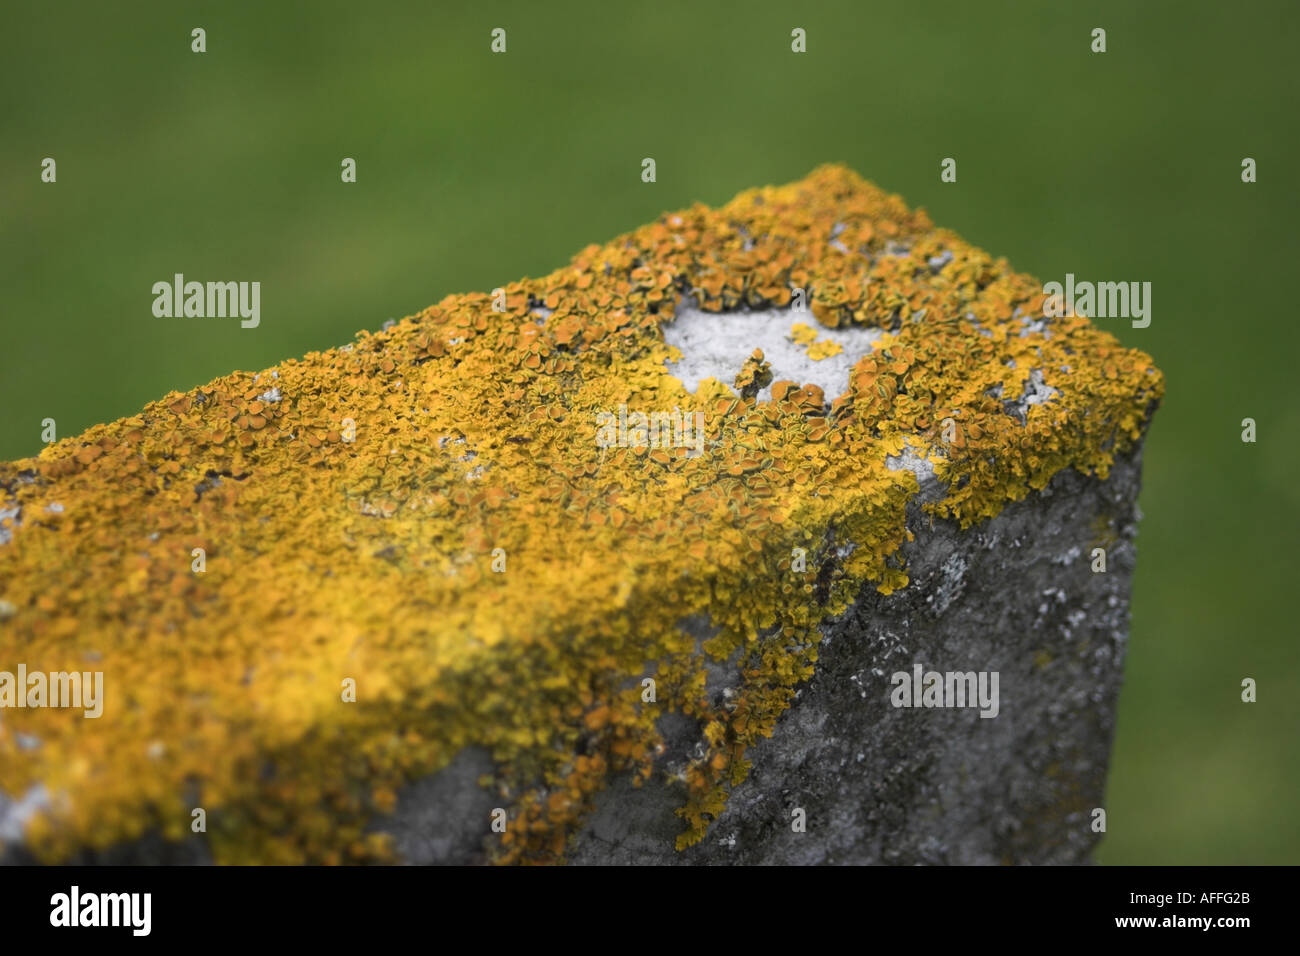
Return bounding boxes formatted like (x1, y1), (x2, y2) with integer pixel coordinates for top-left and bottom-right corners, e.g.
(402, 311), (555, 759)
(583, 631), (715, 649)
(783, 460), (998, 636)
(2, 0), (1297, 863)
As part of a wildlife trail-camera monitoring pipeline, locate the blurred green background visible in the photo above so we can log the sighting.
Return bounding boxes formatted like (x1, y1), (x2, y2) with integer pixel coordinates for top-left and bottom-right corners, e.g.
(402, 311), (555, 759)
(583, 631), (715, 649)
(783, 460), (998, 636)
(2, 1), (1296, 863)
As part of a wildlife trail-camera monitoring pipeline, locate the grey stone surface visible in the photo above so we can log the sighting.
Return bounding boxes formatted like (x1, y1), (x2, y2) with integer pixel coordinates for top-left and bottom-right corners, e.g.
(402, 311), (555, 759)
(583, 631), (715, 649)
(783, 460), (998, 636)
(376, 748), (497, 866)
(374, 442), (1144, 865)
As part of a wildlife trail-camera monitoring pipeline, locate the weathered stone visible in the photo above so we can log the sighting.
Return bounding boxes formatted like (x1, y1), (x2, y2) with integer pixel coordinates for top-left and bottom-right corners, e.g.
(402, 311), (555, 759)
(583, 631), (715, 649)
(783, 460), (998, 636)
(377, 444), (1144, 865)
(0, 166), (1161, 864)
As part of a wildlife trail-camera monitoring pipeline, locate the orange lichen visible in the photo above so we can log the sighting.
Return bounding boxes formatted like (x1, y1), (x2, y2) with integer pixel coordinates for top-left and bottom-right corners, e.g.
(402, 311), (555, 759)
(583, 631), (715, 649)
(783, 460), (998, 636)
(0, 165), (1161, 863)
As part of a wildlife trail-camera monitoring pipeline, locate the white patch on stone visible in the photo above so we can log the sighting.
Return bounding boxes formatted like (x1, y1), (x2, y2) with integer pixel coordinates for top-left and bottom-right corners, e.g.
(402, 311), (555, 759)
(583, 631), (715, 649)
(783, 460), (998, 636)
(0, 504), (20, 546)
(885, 440), (945, 500)
(930, 552), (969, 615)
(1016, 306), (1049, 338)
(663, 300), (883, 403)
(996, 368), (1060, 424)
(1021, 368), (1058, 407)
(1054, 545), (1082, 566)
(928, 250), (954, 271)
(0, 784), (49, 842)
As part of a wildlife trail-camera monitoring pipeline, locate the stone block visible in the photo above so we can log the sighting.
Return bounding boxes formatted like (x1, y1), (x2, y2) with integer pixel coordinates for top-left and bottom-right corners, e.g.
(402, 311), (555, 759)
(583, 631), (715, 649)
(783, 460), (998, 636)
(0, 165), (1161, 864)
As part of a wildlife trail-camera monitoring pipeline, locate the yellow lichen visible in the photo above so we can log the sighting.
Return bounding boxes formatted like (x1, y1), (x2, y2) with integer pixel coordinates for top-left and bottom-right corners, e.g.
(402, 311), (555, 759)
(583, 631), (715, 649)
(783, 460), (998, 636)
(789, 322), (820, 346)
(0, 164), (1162, 864)
(806, 339), (843, 361)
(789, 320), (844, 360)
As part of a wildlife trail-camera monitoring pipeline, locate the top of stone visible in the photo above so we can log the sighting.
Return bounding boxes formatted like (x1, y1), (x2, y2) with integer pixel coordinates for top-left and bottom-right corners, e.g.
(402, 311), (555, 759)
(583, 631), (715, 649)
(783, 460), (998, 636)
(0, 165), (1161, 863)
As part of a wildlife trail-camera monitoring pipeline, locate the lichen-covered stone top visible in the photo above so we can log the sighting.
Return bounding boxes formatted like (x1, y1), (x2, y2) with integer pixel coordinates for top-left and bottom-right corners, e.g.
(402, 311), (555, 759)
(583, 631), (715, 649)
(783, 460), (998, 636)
(0, 165), (1162, 864)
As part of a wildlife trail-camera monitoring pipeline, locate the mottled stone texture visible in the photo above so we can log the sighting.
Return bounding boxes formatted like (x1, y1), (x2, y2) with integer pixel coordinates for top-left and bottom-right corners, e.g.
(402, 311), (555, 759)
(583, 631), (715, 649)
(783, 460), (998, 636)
(379, 444), (1144, 865)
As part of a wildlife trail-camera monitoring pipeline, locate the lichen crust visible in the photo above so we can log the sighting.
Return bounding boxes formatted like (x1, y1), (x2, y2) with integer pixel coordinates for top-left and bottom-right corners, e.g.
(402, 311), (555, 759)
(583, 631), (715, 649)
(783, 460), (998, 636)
(0, 165), (1162, 863)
